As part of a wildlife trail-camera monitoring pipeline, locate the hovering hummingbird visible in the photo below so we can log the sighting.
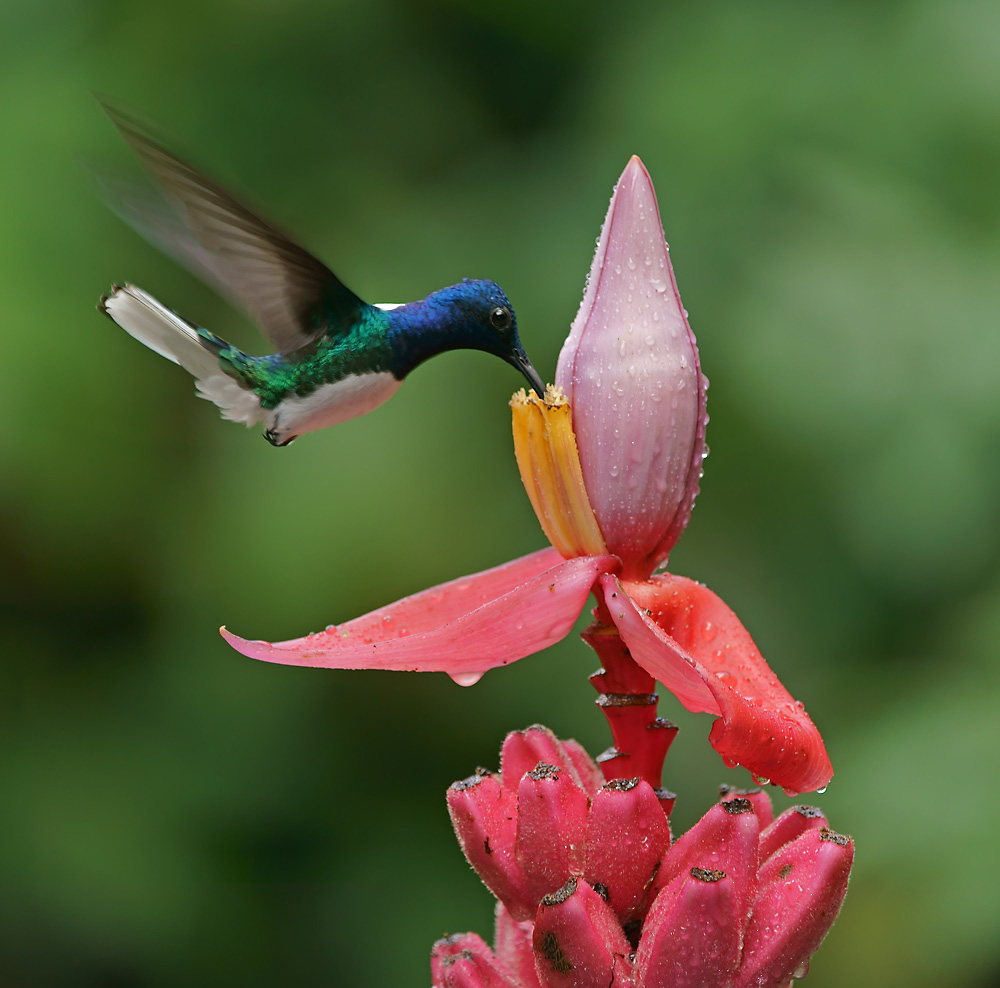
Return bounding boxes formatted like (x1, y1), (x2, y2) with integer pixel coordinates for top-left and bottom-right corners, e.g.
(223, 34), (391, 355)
(97, 103), (544, 446)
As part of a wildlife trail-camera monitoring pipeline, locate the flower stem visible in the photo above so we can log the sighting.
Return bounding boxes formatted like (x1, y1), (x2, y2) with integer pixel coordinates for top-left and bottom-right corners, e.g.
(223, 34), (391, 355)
(584, 597), (678, 814)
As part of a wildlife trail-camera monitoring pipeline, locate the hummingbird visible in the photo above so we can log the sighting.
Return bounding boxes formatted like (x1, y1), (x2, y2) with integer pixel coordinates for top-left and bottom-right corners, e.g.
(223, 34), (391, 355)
(96, 103), (545, 446)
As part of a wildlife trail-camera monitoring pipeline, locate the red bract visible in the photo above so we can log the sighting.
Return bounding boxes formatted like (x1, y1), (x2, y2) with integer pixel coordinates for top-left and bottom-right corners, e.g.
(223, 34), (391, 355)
(222, 156), (831, 795)
(438, 727), (853, 988)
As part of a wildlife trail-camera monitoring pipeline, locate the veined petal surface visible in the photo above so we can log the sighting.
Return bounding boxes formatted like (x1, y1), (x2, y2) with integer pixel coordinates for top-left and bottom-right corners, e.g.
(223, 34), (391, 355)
(556, 156), (707, 579)
(598, 574), (832, 794)
(222, 548), (618, 684)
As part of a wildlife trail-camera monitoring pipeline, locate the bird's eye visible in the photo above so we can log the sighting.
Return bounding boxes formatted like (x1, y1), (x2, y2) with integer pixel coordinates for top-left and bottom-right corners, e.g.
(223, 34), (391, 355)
(490, 306), (511, 330)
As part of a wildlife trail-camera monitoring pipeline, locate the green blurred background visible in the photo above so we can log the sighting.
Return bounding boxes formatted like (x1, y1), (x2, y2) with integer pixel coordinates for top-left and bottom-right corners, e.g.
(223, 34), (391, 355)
(2, 0), (998, 984)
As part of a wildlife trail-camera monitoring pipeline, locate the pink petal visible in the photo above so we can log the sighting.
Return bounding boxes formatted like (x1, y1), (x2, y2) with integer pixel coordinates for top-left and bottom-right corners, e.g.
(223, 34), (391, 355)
(599, 574), (833, 795)
(222, 549), (617, 685)
(556, 156), (708, 580)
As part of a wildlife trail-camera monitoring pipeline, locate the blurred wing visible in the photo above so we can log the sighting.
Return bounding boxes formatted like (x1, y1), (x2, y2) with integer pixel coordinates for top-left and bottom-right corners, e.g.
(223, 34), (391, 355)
(99, 99), (365, 353)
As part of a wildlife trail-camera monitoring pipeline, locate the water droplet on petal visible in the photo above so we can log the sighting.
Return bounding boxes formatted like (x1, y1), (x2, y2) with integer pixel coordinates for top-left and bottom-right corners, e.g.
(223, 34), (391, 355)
(450, 670), (483, 687)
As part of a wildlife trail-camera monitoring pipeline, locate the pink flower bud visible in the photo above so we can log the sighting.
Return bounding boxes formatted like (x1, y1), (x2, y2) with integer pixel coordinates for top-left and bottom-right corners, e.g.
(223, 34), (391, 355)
(650, 797), (760, 923)
(557, 737), (606, 795)
(635, 867), (742, 988)
(759, 804), (828, 862)
(516, 763), (591, 904)
(584, 778), (671, 925)
(719, 784), (774, 830)
(447, 771), (530, 918)
(735, 829), (854, 988)
(440, 730), (853, 988)
(431, 933), (521, 988)
(500, 725), (596, 793)
(532, 878), (633, 988)
(555, 156), (708, 580)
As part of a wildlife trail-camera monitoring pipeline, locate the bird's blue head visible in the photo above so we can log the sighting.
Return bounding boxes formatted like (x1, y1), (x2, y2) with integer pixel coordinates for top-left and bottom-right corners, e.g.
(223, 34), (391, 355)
(389, 279), (544, 395)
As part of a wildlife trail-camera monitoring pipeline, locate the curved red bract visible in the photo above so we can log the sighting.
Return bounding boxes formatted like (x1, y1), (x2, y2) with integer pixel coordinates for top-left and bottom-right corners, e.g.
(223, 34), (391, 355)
(600, 574), (832, 795)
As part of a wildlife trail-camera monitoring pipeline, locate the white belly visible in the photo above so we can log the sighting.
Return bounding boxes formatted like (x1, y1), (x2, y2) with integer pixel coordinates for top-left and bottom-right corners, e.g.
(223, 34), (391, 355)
(264, 371), (402, 444)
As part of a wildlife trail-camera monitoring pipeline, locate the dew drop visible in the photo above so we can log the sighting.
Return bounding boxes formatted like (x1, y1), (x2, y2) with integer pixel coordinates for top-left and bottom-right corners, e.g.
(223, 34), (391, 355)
(627, 256), (637, 270)
(610, 465), (620, 478)
(450, 670), (483, 687)
(700, 621), (717, 642)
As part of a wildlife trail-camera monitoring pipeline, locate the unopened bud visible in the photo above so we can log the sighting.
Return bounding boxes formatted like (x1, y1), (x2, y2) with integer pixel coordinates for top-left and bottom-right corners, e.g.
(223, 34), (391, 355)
(584, 778), (671, 924)
(735, 828), (854, 988)
(448, 771), (531, 919)
(431, 933), (520, 988)
(635, 867), (742, 988)
(516, 763), (590, 904)
(532, 878), (633, 988)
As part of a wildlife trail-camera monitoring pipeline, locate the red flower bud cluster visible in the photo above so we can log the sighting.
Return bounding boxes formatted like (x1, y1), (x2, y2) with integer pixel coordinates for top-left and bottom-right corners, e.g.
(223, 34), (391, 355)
(440, 726), (852, 988)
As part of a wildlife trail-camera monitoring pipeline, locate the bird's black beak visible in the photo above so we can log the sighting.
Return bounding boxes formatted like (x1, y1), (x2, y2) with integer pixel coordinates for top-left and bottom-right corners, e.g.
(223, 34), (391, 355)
(510, 344), (546, 398)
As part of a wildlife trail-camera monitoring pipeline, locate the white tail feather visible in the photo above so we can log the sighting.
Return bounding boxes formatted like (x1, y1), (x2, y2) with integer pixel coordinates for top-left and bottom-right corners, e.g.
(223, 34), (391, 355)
(102, 283), (263, 426)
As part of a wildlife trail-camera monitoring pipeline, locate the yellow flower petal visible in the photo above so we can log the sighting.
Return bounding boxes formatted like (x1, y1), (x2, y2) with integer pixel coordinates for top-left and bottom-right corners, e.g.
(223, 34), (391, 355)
(511, 386), (608, 559)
